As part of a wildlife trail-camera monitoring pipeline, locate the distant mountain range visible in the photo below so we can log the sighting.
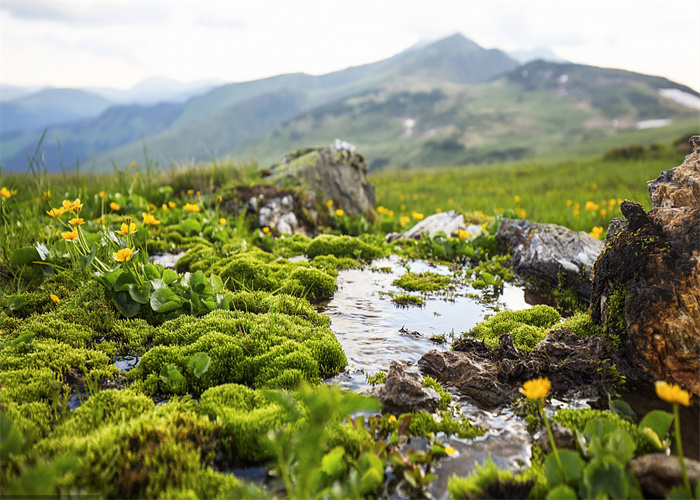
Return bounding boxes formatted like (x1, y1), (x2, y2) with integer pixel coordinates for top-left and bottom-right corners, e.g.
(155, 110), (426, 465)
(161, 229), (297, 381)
(1, 33), (698, 172)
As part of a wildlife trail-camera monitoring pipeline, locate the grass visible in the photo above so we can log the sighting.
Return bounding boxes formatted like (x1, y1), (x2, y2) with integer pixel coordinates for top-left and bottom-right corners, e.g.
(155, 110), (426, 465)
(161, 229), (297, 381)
(370, 149), (691, 234)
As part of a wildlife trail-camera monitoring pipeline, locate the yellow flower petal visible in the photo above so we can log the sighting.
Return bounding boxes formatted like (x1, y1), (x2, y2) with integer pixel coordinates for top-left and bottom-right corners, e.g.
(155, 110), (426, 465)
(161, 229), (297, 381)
(113, 247), (135, 262)
(655, 381), (692, 406)
(521, 377), (551, 400)
(69, 218), (85, 226)
(50, 294), (60, 304)
(61, 229), (79, 241)
(110, 202), (121, 211)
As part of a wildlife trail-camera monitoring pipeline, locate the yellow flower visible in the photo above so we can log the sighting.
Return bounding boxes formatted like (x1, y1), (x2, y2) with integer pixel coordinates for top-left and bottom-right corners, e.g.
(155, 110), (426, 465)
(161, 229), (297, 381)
(47, 207), (66, 217)
(458, 228), (469, 239)
(436, 208), (442, 214)
(50, 294), (60, 304)
(61, 229), (79, 241)
(515, 208), (527, 219)
(168, 201), (176, 209)
(0, 187), (12, 199)
(110, 202), (120, 211)
(387, 415), (397, 424)
(146, 203), (156, 213)
(219, 218), (227, 226)
(62, 198), (82, 213)
(99, 191), (106, 198)
(96, 217), (105, 225)
(262, 226), (270, 234)
(162, 203), (169, 211)
(400, 216), (410, 227)
(412, 212), (424, 221)
(116, 222), (137, 236)
(187, 189), (194, 196)
(69, 218), (85, 226)
(444, 445), (458, 456)
(589, 226), (604, 239)
(585, 201), (599, 212)
(183, 203), (200, 212)
(655, 381), (692, 406)
(521, 377), (551, 400)
(217, 195), (222, 203)
(142, 213), (160, 226)
(326, 199), (334, 208)
(43, 189), (51, 201)
(566, 200), (573, 207)
(514, 195), (521, 203)
(131, 161), (136, 168)
(335, 209), (345, 217)
(113, 247), (135, 262)
(600, 209), (607, 218)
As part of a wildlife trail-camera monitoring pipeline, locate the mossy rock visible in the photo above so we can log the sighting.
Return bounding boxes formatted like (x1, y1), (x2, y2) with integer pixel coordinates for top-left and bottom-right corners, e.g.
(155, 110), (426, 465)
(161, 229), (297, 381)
(306, 234), (383, 261)
(462, 305), (561, 351)
(393, 271), (451, 293)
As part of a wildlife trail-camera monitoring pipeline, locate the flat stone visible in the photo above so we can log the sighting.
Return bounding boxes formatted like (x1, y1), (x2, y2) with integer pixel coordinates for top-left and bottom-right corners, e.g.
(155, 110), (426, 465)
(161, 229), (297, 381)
(630, 453), (700, 499)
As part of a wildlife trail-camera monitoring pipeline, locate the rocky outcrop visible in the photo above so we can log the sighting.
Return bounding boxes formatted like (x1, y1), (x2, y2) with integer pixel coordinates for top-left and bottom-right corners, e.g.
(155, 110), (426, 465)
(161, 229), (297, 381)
(630, 453), (700, 499)
(591, 137), (700, 396)
(419, 330), (626, 407)
(266, 140), (376, 218)
(374, 361), (441, 414)
(386, 210), (484, 242)
(496, 219), (604, 301)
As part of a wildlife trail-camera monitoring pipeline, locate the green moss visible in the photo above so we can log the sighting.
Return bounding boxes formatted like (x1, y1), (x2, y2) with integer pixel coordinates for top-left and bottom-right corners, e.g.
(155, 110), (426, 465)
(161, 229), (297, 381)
(560, 311), (605, 338)
(404, 411), (483, 439)
(311, 254), (363, 275)
(606, 283), (629, 339)
(448, 456), (532, 500)
(130, 309), (346, 395)
(553, 408), (655, 455)
(306, 234), (383, 261)
(276, 233), (312, 258)
(422, 376), (452, 411)
(390, 293), (425, 307)
(461, 305), (561, 351)
(198, 383), (287, 463)
(393, 271), (451, 293)
(471, 255), (514, 282)
(366, 371), (387, 385)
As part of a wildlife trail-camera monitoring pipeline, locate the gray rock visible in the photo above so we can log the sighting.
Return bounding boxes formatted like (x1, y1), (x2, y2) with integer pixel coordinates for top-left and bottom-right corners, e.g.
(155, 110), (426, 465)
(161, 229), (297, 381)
(630, 453), (700, 499)
(536, 422), (575, 453)
(387, 210), (484, 242)
(375, 361), (441, 414)
(605, 217), (628, 243)
(259, 197), (301, 235)
(496, 218), (604, 301)
(267, 142), (375, 218)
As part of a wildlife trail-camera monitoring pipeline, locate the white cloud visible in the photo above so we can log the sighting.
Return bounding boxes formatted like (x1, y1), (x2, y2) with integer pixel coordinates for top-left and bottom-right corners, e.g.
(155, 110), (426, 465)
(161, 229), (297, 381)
(1, 1), (698, 91)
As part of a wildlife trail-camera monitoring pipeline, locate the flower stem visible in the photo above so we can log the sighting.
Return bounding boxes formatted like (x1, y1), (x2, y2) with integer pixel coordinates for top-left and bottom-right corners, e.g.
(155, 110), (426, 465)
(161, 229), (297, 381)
(673, 403), (692, 497)
(542, 401), (564, 473)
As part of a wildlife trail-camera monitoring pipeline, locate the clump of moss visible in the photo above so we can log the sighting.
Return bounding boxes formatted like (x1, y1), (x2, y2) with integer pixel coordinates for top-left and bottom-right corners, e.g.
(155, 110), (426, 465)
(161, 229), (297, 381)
(461, 305), (561, 352)
(606, 283), (629, 337)
(422, 376), (452, 411)
(130, 309), (347, 396)
(390, 293), (425, 307)
(365, 371), (387, 386)
(275, 233), (312, 258)
(404, 411), (483, 439)
(393, 271), (451, 293)
(311, 254), (363, 275)
(306, 234), (383, 261)
(448, 456), (533, 500)
(560, 311), (604, 338)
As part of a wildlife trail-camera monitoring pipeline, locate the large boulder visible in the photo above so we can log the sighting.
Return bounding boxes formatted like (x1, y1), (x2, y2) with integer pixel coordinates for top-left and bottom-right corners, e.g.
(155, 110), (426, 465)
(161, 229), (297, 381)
(590, 137), (700, 396)
(496, 219), (604, 301)
(266, 140), (376, 218)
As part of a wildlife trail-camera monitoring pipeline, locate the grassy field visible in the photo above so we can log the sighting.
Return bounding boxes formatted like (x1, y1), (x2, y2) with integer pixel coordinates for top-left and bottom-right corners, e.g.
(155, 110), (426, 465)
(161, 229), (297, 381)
(370, 149), (690, 234)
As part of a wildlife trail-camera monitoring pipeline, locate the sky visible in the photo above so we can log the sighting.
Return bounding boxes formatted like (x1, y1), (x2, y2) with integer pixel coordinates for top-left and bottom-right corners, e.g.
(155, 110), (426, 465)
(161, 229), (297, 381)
(1, 0), (699, 92)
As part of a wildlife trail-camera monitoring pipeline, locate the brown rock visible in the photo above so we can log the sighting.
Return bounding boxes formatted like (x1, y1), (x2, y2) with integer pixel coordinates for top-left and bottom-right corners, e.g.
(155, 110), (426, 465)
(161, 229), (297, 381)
(630, 453), (700, 499)
(375, 361), (441, 414)
(591, 140), (700, 396)
(419, 330), (626, 407)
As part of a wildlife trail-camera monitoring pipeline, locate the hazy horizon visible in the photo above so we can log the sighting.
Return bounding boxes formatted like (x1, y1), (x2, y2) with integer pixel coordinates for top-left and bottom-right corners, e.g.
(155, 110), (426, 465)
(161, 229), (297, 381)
(1, 1), (699, 93)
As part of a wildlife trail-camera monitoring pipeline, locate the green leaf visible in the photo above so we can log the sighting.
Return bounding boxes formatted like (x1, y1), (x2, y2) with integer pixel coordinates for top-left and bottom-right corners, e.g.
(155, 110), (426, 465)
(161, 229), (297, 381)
(181, 218), (202, 235)
(10, 247), (41, 266)
(548, 484), (578, 500)
(403, 470), (418, 488)
(128, 282), (150, 304)
(159, 364), (186, 384)
(162, 269), (179, 285)
(584, 418), (619, 442)
(114, 271), (137, 292)
(150, 278), (166, 290)
(188, 352), (211, 379)
(97, 269), (124, 290)
(189, 271), (211, 295)
(605, 429), (636, 464)
(609, 399), (638, 423)
(583, 457), (627, 499)
(320, 446), (345, 478)
(79, 245), (98, 270)
(481, 272), (496, 285)
(545, 449), (585, 489)
(143, 264), (161, 280)
(150, 288), (182, 313)
(639, 410), (674, 440)
(668, 485), (693, 499)
(0, 331), (35, 351)
(113, 292), (140, 318)
(5, 295), (28, 311)
(209, 274), (224, 293)
(359, 467), (383, 495)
